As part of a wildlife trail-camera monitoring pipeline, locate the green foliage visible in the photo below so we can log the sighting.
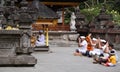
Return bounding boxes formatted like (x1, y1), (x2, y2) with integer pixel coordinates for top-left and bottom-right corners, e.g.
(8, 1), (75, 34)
(81, 7), (100, 21)
(79, 0), (120, 25)
(64, 7), (74, 24)
(107, 10), (120, 25)
(64, 18), (70, 24)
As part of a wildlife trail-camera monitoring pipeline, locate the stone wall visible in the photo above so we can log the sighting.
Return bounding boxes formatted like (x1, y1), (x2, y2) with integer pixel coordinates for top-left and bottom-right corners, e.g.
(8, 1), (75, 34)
(48, 31), (79, 47)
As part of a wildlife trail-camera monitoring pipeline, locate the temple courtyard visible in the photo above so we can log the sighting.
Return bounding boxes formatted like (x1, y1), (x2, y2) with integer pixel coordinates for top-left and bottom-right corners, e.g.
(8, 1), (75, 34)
(0, 46), (120, 72)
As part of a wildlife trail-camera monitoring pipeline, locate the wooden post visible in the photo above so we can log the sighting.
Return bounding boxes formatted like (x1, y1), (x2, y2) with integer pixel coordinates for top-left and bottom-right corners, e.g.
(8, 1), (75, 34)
(46, 25), (49, 46)
(42, 25), (45, 34)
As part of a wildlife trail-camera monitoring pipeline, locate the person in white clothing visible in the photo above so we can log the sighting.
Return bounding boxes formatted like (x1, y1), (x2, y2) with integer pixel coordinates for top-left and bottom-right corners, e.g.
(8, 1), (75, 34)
(89, 38), (100, 56)
(35, 30), (45, 46)
(93, 38), (110, 64)
(74, 36), (88, 56)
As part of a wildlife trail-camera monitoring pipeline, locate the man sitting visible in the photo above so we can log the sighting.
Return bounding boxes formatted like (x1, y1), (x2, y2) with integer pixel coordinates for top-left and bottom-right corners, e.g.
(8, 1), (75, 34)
(35, 30), (45, 46)
(74, 36), (88, 56)
(102, 50), (117, 67)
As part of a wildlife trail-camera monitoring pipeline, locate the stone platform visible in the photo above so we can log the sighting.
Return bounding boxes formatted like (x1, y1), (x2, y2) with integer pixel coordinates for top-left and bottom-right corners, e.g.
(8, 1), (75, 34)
(0, 30), (37, 66)
(0, 55), (36, 66)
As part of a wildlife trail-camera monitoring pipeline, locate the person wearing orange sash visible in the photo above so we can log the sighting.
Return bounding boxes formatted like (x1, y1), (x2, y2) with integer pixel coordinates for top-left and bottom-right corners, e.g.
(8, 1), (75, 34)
(86, 33), (93, 51)
(85, 33), (94, 57)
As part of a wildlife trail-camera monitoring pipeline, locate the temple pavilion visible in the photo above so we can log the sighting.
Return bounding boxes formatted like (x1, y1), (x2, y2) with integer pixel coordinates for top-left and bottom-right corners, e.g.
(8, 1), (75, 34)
(27, 0), (87, 31)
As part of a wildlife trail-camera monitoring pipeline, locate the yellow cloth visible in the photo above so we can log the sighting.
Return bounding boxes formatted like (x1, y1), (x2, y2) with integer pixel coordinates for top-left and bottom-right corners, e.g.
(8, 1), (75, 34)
(5, 26), (12, 30)
(31, 36), (36, 47)
(109, 55), (116, 64)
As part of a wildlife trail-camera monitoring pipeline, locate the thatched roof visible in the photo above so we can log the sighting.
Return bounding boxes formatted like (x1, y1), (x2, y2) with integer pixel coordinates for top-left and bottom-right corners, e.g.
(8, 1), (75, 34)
(28, 0), (59, 19)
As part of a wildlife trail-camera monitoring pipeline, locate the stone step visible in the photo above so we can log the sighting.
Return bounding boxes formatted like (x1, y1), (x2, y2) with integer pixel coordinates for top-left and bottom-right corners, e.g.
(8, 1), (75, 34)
(34, 46), (49, 51)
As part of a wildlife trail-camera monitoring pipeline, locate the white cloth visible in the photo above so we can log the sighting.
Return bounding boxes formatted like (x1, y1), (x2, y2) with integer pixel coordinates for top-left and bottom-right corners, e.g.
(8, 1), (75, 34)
(98, 45), (107, 54)
(102, 53), (109, 59)
(89, 48), (101, 56)
(35, 34), (45, 46)
(102, 45), (107, 51)
(77, 40), (88, 53)
(107, 63), (116, 67)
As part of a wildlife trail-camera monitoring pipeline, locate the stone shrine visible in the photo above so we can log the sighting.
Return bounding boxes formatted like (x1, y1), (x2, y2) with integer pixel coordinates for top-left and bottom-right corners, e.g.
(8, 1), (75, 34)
(75, 6), (87, 34)
(0, 0), (37, 66)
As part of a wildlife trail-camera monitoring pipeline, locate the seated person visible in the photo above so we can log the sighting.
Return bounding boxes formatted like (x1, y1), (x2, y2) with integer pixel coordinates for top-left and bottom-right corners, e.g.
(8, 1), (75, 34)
(89, 38), (100, 56)
(108, 44), (118, 62)
(93, 41), (118, 65)
(35, 30), (45, 46)
(74, 36), (88, 56)
(102, 50), (117, 67)
(86, 33), (93, 51)
(86, 34), (100, 57)
(92, 38), (109, 64)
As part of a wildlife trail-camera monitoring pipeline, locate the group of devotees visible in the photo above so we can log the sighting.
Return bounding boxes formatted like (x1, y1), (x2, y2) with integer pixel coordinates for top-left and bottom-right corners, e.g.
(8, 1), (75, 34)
(31, 31), (119, 67)
(74, 33), (119, 67)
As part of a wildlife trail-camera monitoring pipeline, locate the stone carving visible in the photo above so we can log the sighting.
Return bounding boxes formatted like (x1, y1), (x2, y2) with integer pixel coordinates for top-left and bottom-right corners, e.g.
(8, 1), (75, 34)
(0, 7), (7, 29)
(75, 6), (87, 31)
(70, 12), (76, 31)
(0, 0), (37, 66)
(93, 5), (114, 29)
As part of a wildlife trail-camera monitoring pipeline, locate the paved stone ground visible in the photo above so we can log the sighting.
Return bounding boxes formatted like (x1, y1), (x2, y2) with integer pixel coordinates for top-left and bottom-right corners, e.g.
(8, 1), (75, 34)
(0, 47), (120, 72)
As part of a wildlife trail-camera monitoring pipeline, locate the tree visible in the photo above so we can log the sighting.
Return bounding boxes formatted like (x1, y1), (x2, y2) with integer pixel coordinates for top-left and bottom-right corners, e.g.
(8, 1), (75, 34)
(113, 0), (120, 13)
(79, 0), (120, 25)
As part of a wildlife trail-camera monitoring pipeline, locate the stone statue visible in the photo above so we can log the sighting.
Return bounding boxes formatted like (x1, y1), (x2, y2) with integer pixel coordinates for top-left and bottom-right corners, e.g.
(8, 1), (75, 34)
(70, 12), (76, 31)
